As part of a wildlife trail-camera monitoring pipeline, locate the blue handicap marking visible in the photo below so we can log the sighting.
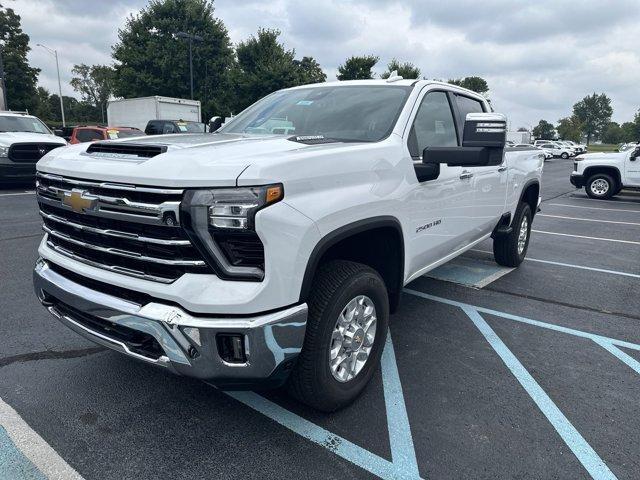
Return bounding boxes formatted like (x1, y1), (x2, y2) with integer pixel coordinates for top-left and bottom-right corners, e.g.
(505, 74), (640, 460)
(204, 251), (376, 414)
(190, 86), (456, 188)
(424, 256), (513, 288)
(0, 426), (46, 480)
(227, 331), (422, 479)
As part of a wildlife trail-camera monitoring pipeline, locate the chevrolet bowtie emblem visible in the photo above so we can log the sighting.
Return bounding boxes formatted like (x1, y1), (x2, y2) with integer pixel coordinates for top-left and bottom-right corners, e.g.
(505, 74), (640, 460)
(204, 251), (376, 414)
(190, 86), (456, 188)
(62, 189), (98, 213)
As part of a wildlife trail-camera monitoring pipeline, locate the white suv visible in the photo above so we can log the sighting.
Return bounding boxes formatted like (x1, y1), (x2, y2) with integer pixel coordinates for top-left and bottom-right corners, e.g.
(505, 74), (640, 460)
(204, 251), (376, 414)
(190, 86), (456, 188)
(0, 111), (67, 184)
(33, 80), (543, 411)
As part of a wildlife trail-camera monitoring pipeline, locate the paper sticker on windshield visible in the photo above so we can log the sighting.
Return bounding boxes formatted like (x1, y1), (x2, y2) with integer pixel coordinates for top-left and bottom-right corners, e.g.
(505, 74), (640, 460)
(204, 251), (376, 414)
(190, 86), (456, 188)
(296, 100), (314, 106)
(435, 121), (445, 134)
(178, 125), (188, 132)
(107, 129), (119, 139)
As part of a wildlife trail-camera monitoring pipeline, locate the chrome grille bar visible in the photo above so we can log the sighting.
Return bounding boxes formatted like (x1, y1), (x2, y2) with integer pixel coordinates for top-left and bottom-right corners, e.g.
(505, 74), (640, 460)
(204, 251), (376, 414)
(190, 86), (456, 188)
(39, 210), (190, 246)
(37, 172), (184, 195)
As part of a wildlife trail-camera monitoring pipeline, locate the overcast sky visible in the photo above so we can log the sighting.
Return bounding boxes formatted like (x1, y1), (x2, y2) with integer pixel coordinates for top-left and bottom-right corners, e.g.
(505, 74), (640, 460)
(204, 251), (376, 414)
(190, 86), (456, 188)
(11, 0), (640, 129)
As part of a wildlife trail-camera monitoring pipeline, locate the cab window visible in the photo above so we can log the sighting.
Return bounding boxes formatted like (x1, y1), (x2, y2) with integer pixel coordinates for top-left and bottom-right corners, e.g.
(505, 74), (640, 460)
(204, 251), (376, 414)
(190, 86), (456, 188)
(408, 91), (458, 158)
(76, 129), (104, 142)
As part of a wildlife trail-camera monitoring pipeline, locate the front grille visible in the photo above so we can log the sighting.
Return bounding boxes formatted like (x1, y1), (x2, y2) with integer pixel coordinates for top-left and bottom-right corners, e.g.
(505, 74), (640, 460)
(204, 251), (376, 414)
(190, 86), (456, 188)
(36, 173), (214, 282)
(9, 143), (64, 163)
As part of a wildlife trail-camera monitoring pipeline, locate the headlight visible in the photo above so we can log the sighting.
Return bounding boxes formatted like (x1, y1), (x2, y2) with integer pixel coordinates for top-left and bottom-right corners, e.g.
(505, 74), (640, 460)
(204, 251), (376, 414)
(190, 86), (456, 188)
(180, 185), (283, 281)
(0, 146), (8, 157)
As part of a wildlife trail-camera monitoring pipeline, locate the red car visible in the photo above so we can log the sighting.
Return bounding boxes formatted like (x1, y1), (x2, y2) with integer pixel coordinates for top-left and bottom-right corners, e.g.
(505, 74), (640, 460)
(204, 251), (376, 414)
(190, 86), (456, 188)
(68, 126), (144, 144)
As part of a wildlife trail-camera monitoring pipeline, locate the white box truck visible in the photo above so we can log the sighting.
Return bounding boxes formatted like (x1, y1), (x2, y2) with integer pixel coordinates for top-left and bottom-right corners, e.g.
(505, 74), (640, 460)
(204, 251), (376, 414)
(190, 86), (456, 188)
(107, 96), (202, 131)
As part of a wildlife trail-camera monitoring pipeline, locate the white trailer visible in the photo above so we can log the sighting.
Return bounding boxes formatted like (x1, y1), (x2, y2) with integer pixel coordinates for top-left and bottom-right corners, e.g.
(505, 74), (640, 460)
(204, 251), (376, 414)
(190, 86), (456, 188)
(507, 131), (532, 145)
(107, 96), (202, 131)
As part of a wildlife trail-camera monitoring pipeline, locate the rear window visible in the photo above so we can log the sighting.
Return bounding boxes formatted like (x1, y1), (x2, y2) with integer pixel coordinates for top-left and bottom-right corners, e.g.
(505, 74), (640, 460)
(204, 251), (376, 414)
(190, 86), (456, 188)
(107, 129), (143, 139)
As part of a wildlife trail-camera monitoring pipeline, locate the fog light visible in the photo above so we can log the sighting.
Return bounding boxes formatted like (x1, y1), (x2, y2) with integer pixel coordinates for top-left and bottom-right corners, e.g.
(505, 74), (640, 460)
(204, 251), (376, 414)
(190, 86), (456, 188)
(216, 333), (247, 364)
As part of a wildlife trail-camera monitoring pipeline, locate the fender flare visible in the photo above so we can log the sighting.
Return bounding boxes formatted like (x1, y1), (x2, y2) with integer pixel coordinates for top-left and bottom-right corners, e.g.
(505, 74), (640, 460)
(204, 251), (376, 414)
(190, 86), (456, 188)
(582, 166), (622, 186)
(298, 216), (405, 303)
(518, 179), (540, 217)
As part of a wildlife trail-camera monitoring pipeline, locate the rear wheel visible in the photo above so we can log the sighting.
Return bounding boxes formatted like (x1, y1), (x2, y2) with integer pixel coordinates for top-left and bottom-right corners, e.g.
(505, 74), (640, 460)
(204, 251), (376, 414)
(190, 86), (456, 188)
(561, 152), (569, 159)
(586, 173), (615, 199)
(493, 202), (532, 267)
(287, 260), (389, 412)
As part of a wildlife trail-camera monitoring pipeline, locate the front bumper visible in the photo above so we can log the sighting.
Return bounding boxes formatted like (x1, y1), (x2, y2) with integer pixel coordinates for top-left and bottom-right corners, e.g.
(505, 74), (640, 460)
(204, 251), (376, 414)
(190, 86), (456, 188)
(33, 258), (308, 389)
(570, 173), (585, 188)
(0, 161), (36, 182)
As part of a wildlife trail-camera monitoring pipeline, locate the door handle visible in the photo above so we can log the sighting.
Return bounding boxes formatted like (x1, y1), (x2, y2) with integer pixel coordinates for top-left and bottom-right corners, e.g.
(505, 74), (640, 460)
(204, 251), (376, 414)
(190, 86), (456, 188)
(459, 171), (474, 180)
(498, 166), (507, 172)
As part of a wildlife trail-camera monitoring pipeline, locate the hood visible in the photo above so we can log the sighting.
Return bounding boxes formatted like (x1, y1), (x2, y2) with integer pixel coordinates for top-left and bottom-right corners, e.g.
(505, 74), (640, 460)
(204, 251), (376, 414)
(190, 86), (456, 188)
(576, 151), (625, 162)
(0, 131), (67, 146)
(36, 133), (366, 187)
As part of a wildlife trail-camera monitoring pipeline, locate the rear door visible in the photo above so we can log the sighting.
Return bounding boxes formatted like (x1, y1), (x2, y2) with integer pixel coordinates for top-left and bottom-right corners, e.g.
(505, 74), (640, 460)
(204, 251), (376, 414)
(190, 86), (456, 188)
(452, 93), (508, 234)
(404, 89), (476, 277)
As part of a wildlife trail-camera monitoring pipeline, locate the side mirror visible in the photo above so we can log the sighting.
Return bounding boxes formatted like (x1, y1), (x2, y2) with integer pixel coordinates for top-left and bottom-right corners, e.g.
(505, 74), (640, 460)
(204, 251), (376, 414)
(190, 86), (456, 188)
(414, 163), (440, 182)
(53, 129), (64, 137)
(462, 112), (507, 148)
(631, 147), (640, 160)
(209, 116), (223, 132)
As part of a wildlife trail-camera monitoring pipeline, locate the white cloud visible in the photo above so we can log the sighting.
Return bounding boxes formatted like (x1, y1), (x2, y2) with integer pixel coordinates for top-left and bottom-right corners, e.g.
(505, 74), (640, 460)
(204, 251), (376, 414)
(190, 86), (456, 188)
(8, 0), (640, 128)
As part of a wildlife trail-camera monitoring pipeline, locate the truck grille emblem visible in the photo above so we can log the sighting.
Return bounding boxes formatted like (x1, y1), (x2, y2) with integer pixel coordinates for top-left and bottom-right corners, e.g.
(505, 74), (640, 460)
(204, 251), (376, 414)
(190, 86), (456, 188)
(61, 189), (99, 213)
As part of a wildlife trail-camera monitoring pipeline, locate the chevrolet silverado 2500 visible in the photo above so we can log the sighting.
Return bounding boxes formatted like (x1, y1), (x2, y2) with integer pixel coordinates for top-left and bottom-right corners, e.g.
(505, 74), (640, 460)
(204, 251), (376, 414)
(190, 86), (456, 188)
(571, 145), (640, 199)
(33, 79), (543, 411)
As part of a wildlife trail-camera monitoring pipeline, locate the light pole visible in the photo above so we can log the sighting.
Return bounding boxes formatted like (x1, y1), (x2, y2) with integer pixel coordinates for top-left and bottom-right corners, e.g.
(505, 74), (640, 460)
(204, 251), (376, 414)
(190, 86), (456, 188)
(0, 39), (8, 110)
(37, 43), (65, 126)
(174, 32), (203, 100)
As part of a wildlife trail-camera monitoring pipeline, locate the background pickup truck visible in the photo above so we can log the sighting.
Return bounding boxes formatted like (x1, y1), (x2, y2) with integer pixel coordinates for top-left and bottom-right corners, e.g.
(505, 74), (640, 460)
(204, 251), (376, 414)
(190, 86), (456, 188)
(33, 79), (543, 411)
(571, 145), (640, 199)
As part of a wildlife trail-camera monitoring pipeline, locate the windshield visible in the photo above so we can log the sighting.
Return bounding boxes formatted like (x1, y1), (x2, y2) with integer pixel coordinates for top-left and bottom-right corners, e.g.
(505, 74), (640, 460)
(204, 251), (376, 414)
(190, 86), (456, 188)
(107, 129), (144, 139)
(220, 85), (413, 142)
(175, 121), (205, 133)
(0, 115), (51, 134)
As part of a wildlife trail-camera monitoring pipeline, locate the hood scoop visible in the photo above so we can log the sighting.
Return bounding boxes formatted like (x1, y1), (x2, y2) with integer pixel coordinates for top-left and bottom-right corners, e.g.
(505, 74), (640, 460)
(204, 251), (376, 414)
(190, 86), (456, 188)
(86, 142), (167, 159)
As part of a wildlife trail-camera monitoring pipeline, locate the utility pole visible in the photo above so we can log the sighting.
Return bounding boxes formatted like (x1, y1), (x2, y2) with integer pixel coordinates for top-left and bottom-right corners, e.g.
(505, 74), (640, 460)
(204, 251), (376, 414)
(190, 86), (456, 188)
(174, 32), (203, 100)
(0, 43), (8, 110)
(37, 44), (65, 126)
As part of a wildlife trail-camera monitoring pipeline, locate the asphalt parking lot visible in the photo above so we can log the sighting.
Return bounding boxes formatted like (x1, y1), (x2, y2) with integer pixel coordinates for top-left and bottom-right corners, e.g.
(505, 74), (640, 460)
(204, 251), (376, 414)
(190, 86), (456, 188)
(1, 158), (639, 480)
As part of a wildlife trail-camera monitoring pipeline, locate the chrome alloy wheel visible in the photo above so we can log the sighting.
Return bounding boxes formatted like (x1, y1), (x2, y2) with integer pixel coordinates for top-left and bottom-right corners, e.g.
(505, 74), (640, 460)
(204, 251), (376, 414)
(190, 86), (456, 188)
(329, 295), (377, 383)
(517, 216), (529, 255)
(590, 179), (609, 196)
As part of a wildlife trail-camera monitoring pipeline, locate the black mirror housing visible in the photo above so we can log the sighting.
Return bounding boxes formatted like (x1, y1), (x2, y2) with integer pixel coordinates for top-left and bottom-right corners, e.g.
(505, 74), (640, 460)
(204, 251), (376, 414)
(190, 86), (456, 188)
(423, 146), (503, 167)
(462, 113), (507, 148)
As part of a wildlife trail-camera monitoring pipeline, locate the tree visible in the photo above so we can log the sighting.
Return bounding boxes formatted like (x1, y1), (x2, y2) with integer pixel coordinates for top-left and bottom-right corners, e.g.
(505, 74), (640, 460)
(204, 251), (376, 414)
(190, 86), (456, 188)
(112, 0), (235, 119)
(70, 64), (116, 120)
(516, 127), (528, 132)
(532, 120), (555, 140)
(572, 93), (613, 144)
(232, 29), (320, 111)
(380, 58), (420, 79)
(556, 115), (583, 142)
(0, 6), (40, 111)
(601, 122), (623, 145)
(337, 55), (378, 80)
(294, 56), (326, 84)
(33, 86), (52, 121)
(448, 76), (489, 94)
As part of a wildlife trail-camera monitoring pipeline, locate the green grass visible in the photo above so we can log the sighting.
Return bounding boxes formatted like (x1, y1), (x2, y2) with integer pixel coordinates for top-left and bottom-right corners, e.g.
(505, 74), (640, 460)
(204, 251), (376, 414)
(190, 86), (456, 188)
(586, 143), (618, 152)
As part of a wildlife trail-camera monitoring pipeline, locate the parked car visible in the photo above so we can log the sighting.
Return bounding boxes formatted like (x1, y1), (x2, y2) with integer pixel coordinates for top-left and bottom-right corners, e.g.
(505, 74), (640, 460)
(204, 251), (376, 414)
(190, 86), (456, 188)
(0, 111), (67, 184)
(618, 142), (638, 152)
(68, 126), (144, 144)
(144, 119), (205, 135)
(571, 145), (640, 198)
(563, 140), (587, 153)
(538, 142), (574, 159)
(33, 79), (543, 411)
(514, 143), (552, 160)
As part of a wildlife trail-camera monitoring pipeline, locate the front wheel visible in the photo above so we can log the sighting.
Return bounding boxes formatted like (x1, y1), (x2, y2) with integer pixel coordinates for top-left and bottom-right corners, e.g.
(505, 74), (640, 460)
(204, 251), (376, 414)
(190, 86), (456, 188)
(287, 260), (389, 412)
(586, 173), (615, 199)
(493, 202), (532, 267)
(561, 152), (569, 159)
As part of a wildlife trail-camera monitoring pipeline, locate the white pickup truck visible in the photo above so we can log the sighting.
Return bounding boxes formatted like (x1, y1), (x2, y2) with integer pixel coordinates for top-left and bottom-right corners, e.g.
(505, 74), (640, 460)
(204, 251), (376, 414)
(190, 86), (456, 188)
(570, 145), (640, 199)
(33, 79), (543, 411)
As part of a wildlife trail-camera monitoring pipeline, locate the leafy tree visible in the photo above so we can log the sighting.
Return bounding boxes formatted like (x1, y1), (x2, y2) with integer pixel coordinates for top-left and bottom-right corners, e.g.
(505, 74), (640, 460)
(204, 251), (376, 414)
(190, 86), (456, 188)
(572, 93), (613, 144)
(556, 115), (583, 142)
(337, 55), (378, 80)
(448, 76), (489, 94)
(380, 58), (420, 79)
(516, 127), (529, 132)
(620, 122), (636, 143)
(232, 29), (319, 112)
(294, 56), (326, 84)
(33, 86), (53, 120)
(532, 120), (555, 140)
(601, 122), (623, 145)
(112, 0), (235, 119)
(0, 6), (40, 111)
(71, 64), (115, 107)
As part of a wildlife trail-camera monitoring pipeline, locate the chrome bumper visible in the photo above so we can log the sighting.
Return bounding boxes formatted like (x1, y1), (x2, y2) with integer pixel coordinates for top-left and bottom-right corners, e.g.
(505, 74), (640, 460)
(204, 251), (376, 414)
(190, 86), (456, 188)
(33, 258), (308, 388)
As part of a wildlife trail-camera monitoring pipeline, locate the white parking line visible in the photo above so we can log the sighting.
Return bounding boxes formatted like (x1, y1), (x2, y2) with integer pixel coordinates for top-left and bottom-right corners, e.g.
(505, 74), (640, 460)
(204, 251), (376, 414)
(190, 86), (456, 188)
(0, 191), (35, 197)
(0, 396), (84, 480)
(470, 249), (640, 280)
(548, 203), (640, 214)
(539, 214), (640, 226)
(566, 195), (640, 206)
(532, 229), (640, 245)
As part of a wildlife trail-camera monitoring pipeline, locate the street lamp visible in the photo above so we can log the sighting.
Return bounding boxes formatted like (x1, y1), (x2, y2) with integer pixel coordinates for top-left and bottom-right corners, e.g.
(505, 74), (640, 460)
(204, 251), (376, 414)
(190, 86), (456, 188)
(37, 43), (65, 126)
(174, 32), (203, 100)
(0, 38), (8, 110)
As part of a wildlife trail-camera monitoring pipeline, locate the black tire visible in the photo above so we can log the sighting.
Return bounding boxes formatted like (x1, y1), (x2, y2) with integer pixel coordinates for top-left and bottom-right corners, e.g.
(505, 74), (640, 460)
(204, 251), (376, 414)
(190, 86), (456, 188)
(493, 202), (532, 267)
(585, 173), (615, 199)
(561, 152), (569, 159)
(287, 260), (389, 412)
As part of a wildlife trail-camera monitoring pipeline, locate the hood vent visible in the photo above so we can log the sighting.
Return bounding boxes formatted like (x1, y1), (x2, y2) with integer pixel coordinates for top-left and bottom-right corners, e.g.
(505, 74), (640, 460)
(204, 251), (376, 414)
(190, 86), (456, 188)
(86, 142), (167, 158)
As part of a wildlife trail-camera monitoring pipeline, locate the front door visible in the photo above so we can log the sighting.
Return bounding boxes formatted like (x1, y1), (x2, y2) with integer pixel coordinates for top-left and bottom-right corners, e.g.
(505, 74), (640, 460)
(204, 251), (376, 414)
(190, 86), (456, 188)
(625, 148), (640, 186)
(403, 90), (476, 279)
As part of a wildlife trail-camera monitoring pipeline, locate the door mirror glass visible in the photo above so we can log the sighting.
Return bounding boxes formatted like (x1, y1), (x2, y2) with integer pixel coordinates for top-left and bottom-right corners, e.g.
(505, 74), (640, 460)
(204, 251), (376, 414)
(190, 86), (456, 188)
(462, 113), (507, 148)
